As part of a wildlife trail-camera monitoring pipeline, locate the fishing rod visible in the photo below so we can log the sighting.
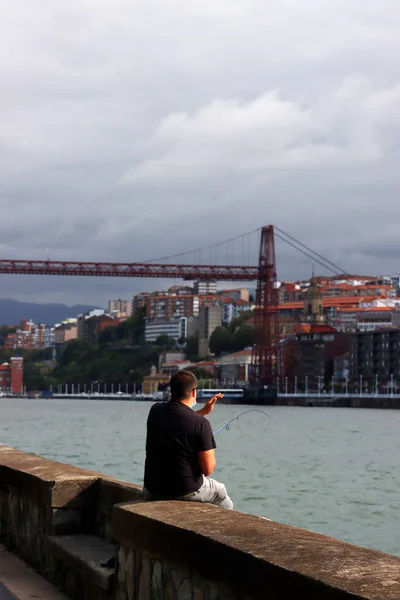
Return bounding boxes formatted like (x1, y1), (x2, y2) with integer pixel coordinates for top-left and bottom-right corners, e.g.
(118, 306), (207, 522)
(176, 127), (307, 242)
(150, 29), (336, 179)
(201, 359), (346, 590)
(214, 409), (271, 436)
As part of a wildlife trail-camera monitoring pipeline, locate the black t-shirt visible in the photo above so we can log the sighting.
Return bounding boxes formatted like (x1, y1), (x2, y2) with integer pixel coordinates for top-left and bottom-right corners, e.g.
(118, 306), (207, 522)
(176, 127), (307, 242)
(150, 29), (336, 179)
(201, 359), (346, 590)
(144, 400), (216, 497)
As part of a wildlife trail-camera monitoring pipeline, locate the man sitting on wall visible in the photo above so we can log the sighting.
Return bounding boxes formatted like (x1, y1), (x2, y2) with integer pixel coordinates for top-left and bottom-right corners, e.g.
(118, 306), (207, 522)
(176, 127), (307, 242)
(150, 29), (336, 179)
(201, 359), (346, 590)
(143, 370), (233, 509)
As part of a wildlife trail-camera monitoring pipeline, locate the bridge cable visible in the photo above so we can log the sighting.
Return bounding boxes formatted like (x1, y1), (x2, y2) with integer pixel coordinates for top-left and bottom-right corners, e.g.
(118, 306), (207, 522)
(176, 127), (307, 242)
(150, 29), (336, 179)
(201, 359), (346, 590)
(274, 232), (340, 276)
(274, 226), (347, 275)
(142, 227), (262, 264)
(275, 228), (396, 310)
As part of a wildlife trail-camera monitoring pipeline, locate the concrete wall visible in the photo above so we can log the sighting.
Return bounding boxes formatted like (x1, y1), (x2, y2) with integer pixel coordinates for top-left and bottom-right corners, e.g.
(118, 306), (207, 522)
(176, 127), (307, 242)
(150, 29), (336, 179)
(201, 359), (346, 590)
(1, 444), (399, 600)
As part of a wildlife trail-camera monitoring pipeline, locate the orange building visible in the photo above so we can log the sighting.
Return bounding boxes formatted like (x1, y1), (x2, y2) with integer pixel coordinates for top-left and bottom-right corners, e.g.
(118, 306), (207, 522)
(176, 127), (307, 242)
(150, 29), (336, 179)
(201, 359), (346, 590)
(0, 357), (24, 395)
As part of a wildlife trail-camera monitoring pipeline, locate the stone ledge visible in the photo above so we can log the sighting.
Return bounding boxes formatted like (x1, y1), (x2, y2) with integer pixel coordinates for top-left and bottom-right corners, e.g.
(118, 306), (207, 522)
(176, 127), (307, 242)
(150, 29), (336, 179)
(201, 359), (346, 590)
(0, 445), (143, 509)
(0, 445), (100, 507)
(96, 479), (144, 542)
(47, 535), (116, 591)
(112, 501), (400, 600)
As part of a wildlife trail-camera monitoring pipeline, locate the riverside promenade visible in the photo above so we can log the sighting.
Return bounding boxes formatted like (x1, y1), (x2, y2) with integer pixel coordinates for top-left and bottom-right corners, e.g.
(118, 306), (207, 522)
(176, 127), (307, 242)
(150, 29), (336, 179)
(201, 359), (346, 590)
(0, 443), (399, 600)
(0, 545), (68, 599)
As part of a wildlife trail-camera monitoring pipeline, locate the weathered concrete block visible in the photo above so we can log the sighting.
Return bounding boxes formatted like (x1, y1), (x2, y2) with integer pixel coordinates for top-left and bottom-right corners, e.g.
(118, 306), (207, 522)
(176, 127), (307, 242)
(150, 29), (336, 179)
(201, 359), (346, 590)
(112, 501), (400, 600)
(2, 444), (400, 600)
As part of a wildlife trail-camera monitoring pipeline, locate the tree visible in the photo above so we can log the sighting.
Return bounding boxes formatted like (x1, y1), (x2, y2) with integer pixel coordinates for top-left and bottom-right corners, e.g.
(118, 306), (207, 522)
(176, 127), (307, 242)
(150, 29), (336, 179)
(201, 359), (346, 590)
(190, 367), (213, 380)
(98, 326), (116, 346)
(228, 310), (254, 334)
(114, 321), (128, 341)
(0, 348), (13, 361)
(0, 324), (17, 336)
(98, 309), (147, 347)
(184, 333), (199, 361)
(232, 325), (254, 351)
(57, 340), (96, 368)
(155, 335), (177, 350)
(209, 327), (233, 356)
(126, 308), (146, 344)
(22, 347), (52, 362)
(24, 363), (48, 391)
(0, 325), (9, 337)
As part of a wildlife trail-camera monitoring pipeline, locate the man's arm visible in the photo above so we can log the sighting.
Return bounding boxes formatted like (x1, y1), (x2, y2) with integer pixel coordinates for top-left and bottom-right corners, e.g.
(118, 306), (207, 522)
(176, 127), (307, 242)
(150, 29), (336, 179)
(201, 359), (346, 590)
(196, 393), (223, 417)
(196, 413), (218, 476)
(198, 449), (216, 476)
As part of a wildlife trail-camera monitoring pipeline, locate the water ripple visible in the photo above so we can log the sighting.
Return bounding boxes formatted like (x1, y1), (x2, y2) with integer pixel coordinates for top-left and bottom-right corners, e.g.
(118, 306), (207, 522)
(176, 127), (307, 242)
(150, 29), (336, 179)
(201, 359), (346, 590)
(1, 399), (399, 556)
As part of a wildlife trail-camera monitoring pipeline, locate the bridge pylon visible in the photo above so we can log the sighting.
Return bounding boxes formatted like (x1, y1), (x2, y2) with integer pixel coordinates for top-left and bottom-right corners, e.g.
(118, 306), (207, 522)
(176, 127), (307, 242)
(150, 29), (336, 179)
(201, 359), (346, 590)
(250, 225), (280, 388)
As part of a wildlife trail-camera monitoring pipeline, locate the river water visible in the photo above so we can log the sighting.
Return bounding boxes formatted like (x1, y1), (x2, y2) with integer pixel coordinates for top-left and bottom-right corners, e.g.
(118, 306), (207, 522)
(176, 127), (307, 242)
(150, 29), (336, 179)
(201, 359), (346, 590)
(0, 398), (399, 556)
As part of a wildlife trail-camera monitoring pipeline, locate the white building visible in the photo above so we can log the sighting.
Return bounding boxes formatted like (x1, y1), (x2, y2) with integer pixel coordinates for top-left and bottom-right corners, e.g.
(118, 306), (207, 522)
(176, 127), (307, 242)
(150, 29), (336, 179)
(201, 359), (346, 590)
(43, 326), (55, 347)
(145, 317), (187, 343)
(217, 349), (252, 383)
(222, 301), (254, 325)
(194, 281), (217, 295)
(218, 288), (250, 302)
(336, 306), (394, 332)
(108, 299), (132, 319)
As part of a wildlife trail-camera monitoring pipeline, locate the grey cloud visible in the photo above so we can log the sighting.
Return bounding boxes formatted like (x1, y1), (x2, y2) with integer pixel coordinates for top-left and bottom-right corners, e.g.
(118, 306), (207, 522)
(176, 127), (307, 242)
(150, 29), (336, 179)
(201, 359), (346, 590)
(1, 0), (400, 305)
(122, 77), (400, 187)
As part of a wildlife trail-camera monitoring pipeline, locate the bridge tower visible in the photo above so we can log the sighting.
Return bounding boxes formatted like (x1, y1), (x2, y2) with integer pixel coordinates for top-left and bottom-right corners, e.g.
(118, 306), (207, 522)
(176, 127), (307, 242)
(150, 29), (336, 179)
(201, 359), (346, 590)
(250, 225), (280, 387)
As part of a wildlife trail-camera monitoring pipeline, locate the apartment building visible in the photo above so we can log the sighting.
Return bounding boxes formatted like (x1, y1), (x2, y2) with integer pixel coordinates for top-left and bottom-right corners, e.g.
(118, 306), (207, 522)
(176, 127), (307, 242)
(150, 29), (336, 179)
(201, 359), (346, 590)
(146, 295), (200, 321)
(77, 310), (106, 339)
(83, 314), (118, 345)
(222, 300), (254, 324)
(349, 329), (400, 383)
(144, 317), (187, 344)
(54, 319), (78, 346)
(108, 299), (132, 319)
(336, 305), (396, 332)
(280, 327), (349, 390)
(194, 281), (217, 295)
(132, 293), (150, 315)
(218, 288), (250, 302)
(167, 285), (194, 295)
(8, 321), (54, 350)
(278, 297), (398, 330)
(198, 303), (222, 357)
(278, 282), (303, 303)
(392, 306), (400, 327)
(322, 284), (393, 298)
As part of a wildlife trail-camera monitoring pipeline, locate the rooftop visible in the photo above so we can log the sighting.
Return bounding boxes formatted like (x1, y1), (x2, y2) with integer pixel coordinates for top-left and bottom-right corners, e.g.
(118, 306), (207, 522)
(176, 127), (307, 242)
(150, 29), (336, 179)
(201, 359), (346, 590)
(220, 349), (252, 358)
(279, 296), (390, 310)
(338, 306), (393, 313)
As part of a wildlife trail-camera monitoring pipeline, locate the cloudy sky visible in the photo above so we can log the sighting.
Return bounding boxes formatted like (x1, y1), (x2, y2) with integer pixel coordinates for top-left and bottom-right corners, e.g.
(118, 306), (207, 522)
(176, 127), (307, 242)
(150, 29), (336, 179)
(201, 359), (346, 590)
(1, 0), (400, 306)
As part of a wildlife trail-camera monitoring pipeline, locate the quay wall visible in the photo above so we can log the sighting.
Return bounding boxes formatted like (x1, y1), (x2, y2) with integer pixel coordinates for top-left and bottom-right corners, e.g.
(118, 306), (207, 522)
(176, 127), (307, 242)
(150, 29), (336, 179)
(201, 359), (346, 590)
(1, 444), (399, 600)
(277, 395), (400, 408)
(12, 394), (400, 409)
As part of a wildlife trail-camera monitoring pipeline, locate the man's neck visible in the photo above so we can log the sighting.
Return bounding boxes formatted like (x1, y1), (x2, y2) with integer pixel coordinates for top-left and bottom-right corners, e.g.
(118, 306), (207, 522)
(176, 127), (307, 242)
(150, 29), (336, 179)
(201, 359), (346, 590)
(173, 397), (192, 408)
(172, 397), (207, 417)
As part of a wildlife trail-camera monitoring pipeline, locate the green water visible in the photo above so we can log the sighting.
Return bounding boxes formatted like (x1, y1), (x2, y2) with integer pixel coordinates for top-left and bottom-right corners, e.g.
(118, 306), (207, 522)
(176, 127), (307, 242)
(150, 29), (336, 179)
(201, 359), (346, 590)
(1, 398), (399, 556)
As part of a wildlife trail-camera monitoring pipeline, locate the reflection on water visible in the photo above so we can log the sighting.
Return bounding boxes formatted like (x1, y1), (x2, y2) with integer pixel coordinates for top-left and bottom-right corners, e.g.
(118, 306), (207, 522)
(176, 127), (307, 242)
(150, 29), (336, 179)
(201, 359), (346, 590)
(1, 398), (399, 556)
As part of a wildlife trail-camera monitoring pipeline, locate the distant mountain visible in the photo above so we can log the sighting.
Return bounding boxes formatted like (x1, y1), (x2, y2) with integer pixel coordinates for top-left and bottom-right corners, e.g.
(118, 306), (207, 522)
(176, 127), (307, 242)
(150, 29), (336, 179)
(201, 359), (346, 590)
(0, 298), (101, 326)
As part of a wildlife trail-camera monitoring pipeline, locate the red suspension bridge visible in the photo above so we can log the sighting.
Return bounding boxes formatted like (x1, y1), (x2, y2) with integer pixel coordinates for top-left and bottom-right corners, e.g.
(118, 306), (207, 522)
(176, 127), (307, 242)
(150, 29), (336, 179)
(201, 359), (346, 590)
(0, 225), (346, 390)
(0, 261), (258, 281)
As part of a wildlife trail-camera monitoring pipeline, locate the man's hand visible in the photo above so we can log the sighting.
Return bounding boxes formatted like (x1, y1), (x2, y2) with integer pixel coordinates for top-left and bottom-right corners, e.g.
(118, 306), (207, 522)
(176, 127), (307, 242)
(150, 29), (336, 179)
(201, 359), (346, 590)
(196, 393), (224, 416)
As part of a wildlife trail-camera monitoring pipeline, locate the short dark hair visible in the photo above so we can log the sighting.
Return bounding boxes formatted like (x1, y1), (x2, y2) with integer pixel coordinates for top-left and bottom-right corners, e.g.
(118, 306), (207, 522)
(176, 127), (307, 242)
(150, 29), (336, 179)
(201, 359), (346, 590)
(170, 370), (197, 401)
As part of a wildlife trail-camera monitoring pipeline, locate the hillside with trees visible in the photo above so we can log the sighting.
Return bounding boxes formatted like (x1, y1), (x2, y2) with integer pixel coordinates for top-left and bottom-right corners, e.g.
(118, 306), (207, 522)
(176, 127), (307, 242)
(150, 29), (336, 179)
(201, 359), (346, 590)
(0, 308), (255, 391)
